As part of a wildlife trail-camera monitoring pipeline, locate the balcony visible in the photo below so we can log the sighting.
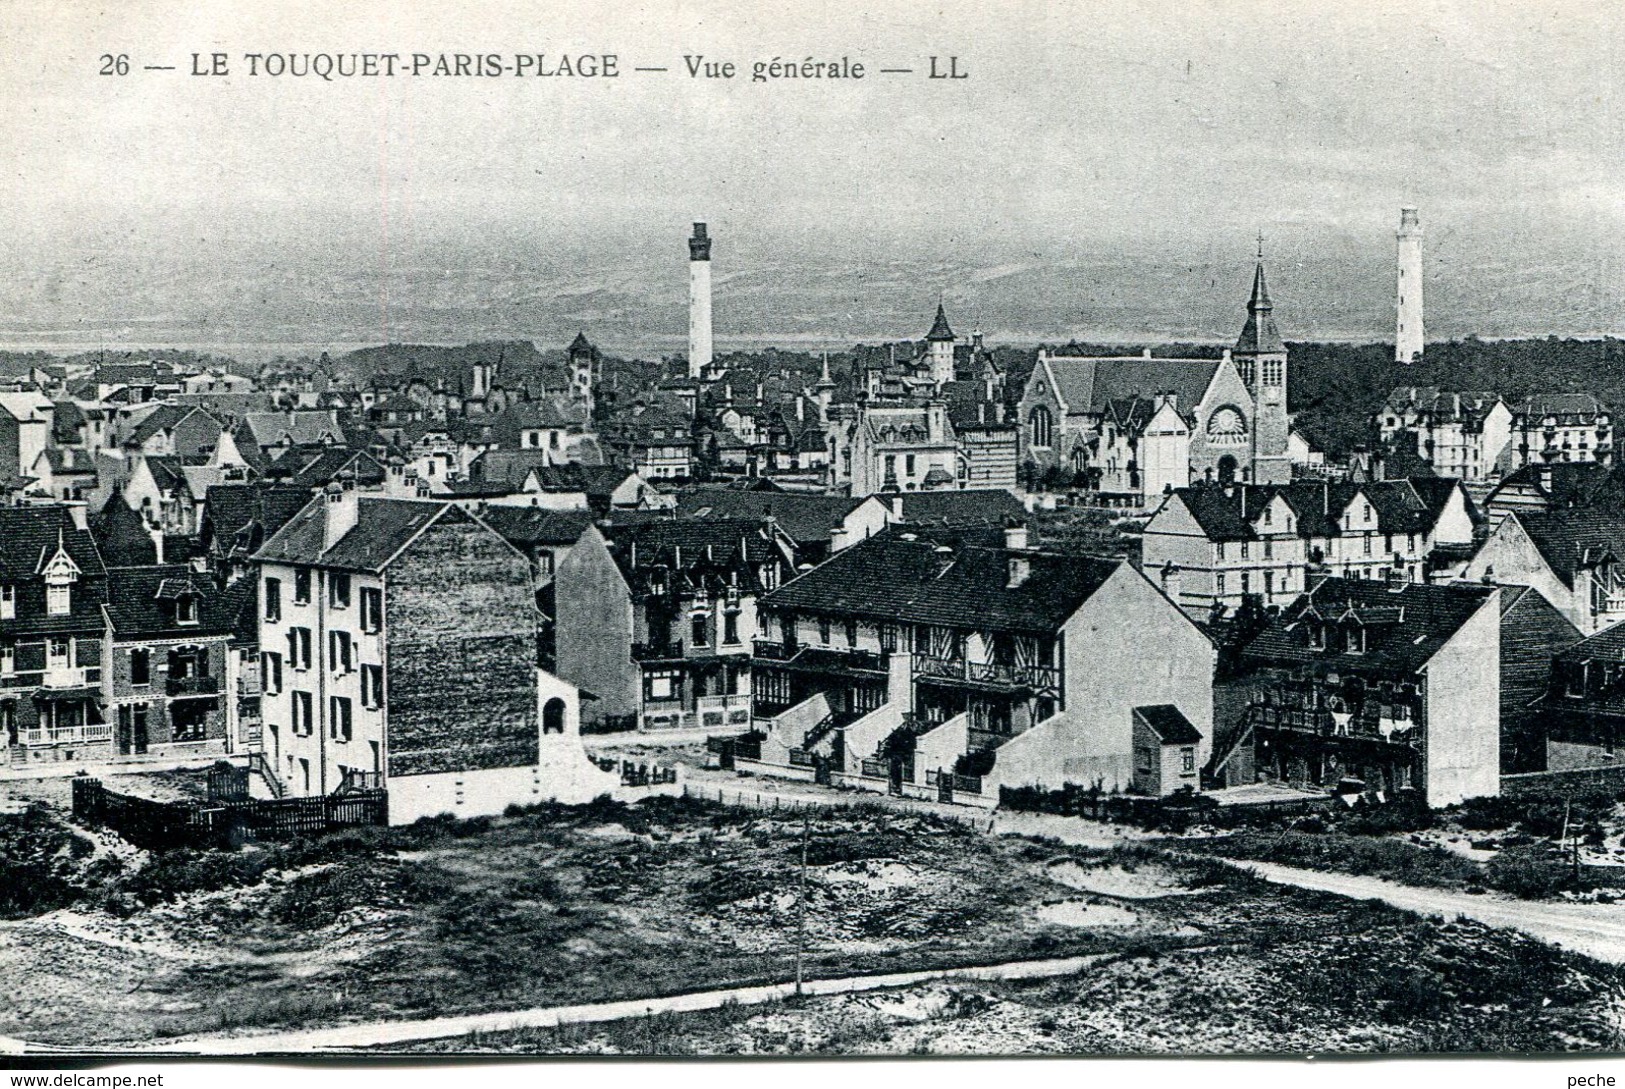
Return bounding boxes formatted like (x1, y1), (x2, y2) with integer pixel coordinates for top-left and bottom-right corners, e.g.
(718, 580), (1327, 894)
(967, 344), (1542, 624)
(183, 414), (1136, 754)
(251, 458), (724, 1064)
(631, 640), (684, 662)
(752, 639), (799, 661)
(19, 723), (113, 746)
(915, 654), (1060, 691)
(39, 665), (100, 690)
(167, 674), (222, 698)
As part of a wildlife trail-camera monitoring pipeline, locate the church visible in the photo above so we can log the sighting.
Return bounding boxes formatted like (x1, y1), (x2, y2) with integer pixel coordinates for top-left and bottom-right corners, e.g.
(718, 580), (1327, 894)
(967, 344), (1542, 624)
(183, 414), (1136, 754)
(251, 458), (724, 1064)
(1015, 257), (1292, 506)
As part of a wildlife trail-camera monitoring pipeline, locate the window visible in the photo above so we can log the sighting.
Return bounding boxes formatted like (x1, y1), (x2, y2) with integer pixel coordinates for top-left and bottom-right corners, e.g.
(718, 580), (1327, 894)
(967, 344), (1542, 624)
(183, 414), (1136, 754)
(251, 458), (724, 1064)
(1216, 573), (1226, 596)
(294, 568), (311, 605)
(293, 690), (313, 736)
(1263, 539), (1273, 560)
(0, 585), (13, 620)
(329, 696), (353, 742)
(360, 587), (382, 633)
(884, 454), (897, 479)
(1241, 572), (1251, 595)
(329, 630), (353, 673)
(645, 670), (679, 701)
(1264, 571), (1274, 598)
(288, 627), (313, 671)
(819, 617), (831, 644)
(691, 614), (708, 647)
(1240, 541), (1250, 560)
(0, 643), (11, 675)
(1216, 542), (1225, 562)
(1029, 405), (1054, 448)
(265, 578), (282, 622)
(46, 584), (69, 617)
(261, 651), (283, 694)
(48, 636), (68, 666)
(361, 664), (384, 709)
(1181, 747), (1196, 773)
(905, 454), (916, 477)
(1363, 532), (1373, 556)
(176, 595), (197, 625)
(845, 620), (858, 648)
(1262, 359), (1284, 388)
(329, 572), (351, 609)
(723, 611), (739, 646)
(130, 648), (150, 686)
(880, 624), (898, 653)
(171, 701), (209, 744)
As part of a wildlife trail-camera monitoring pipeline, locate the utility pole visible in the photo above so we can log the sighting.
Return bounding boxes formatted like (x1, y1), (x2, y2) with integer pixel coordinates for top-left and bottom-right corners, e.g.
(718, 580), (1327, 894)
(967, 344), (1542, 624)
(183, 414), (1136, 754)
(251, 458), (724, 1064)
(796, 811), (809, 999)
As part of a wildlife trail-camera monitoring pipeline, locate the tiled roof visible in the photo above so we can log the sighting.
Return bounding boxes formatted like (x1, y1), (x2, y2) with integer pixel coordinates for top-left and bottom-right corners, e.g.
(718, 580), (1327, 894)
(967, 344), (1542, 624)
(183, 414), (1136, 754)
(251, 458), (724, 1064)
(1512, 393), (1611, 422)
(239, 410), (350, 448)
(1170, 478), (1455, 543)
(105, 565), (236, 639)
(470, 449), (556, 486)
(1242, 577), (1495, 675)
(255, 496), (457, 572)
(1383, 387), (1503, 424)
(1490, 462), (1625, 510)
(763, 529), (1120, 634)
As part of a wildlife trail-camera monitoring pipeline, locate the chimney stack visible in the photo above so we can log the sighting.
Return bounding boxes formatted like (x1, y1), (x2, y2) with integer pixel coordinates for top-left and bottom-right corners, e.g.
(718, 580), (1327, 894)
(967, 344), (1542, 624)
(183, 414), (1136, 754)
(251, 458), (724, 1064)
(1003, 520), (1029, 551)
(688, 222), (713, 380)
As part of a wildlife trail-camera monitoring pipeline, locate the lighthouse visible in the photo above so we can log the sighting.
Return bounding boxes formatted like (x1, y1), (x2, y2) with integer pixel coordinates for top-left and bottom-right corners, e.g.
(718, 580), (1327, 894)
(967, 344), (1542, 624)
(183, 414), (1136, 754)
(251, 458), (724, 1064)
(688, 222), (713, 380)
(1396, 207), (1424, 364)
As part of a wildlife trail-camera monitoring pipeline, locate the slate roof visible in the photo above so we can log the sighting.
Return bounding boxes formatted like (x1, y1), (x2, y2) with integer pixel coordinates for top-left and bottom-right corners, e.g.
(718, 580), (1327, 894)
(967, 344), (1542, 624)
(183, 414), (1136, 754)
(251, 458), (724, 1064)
(1234, 263), (1285, 355)
(470, 449), (557, 486)
(1135, 704), (1203, 744)
(478, 507), (596, 548)
(89, 495), (158, 568)
(762, 530), (1121, 635)
(255, 496), (460, 572)
(1512, 393), (1611, 422)
(128, 404), (219, 447)
(202, 483), (313, 559)
(893, 489), (1029, 527)
(1513, 509), (1625, 589)
(1383, 387), (1504, 424)
(51, 400), (86, 445)
(676, 487), (864, 545)
(1241, 576), (1495, 675)
(1169, 479), (1456, 543)
(1042, 356), (1223, 420)
(1489, 462), (1625, 511)
(239, 410), (350, 449)
(926, 303), (955, 342)
(104, 565), (236, 640)
(0, 506), (107, 583)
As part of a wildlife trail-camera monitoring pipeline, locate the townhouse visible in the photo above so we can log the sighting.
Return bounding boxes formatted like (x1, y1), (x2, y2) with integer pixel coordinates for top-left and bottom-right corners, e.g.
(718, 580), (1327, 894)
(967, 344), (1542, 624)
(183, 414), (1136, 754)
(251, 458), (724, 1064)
(745, 524), (1215, 803)
(1211, 576), (1502, 807)
(254, 486), (548, 817)
(551, 518), (797, 731)
(1142, 477), (1478, 617)
(1376, 387), (1511, 481)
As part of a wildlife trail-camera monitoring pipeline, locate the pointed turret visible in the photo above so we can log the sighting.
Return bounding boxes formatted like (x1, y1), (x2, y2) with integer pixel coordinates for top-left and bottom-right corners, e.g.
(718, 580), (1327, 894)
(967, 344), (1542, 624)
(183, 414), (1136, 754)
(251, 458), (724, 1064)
(926, 302), (955, 342)
(567, 331), (593, 357)
(1234, 262), (1284, 355)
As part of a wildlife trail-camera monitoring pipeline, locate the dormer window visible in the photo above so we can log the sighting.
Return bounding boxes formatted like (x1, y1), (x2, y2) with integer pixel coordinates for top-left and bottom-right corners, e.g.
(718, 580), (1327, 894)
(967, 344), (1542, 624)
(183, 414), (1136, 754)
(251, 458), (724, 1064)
(41, 536), (80, 618)
(177, 595), (198, 625)
(46, 583), (70, 617)
(1345, 624), (1366, 654)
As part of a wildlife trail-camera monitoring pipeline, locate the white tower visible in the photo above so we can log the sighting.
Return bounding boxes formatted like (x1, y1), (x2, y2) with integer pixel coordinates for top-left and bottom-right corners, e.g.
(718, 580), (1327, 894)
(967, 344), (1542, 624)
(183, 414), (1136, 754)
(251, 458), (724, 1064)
(1396, 207), (1424, 364)
(688, 222), (713, 379)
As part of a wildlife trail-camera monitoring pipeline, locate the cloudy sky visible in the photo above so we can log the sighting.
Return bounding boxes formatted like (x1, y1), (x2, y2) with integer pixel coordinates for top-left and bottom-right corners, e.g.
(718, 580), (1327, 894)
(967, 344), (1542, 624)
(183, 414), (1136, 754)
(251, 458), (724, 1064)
(2, 0), (1623, 356)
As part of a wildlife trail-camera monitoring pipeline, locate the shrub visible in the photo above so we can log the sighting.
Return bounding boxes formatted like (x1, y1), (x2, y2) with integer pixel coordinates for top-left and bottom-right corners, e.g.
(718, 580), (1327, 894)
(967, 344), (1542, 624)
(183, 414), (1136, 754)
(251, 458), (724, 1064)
(1484, 846), (1574, 900)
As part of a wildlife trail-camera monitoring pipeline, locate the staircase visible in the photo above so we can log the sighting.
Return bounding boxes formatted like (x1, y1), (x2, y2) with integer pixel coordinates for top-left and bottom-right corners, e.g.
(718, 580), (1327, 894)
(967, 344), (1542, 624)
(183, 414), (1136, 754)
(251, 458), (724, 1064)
(246, 751), (286, 799)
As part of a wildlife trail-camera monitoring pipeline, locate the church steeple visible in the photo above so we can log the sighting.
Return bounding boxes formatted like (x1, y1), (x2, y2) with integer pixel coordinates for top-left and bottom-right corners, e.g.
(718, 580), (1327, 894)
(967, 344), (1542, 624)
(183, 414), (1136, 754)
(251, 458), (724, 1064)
(1235, 255), (1284, 356)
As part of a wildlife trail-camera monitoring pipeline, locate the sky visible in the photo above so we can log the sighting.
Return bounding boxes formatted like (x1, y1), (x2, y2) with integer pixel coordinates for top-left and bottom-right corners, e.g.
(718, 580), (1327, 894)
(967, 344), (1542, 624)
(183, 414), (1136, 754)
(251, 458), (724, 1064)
(2, 0), (1624, 358)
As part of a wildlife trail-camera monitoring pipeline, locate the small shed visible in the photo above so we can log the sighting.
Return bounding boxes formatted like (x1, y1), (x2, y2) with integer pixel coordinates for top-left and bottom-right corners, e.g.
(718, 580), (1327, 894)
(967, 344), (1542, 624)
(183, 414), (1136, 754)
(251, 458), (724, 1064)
(1132, 704), (1203, 797)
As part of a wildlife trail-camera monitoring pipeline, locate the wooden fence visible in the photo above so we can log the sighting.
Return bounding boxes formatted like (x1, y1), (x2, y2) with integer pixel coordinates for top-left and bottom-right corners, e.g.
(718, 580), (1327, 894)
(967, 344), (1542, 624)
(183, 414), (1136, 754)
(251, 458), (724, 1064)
(72, 777), (388, 850)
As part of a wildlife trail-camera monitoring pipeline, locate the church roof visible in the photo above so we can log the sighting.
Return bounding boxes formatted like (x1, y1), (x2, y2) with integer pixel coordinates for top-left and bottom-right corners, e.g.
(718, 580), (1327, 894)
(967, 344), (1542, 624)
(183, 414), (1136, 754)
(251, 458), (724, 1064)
(567, 332), (594, 355)
(926, 303), (955, 342)
(1234, 262), (1285, 355)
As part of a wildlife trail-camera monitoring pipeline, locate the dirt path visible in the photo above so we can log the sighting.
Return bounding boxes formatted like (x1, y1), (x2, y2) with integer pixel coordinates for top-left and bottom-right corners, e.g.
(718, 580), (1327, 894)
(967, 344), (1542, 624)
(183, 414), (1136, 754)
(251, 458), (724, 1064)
(104, 953), (1114, 1055)
(1238, 859), (1625, 965)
